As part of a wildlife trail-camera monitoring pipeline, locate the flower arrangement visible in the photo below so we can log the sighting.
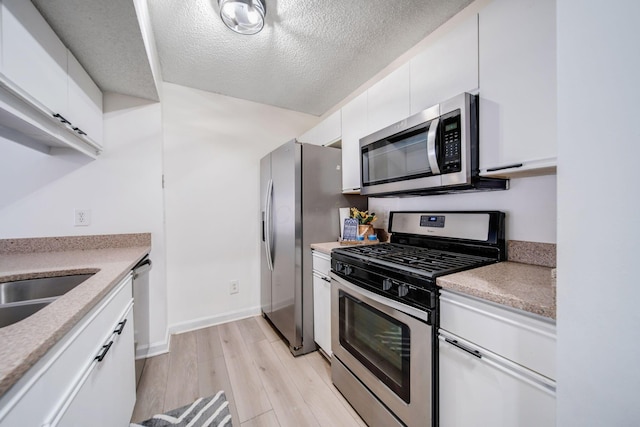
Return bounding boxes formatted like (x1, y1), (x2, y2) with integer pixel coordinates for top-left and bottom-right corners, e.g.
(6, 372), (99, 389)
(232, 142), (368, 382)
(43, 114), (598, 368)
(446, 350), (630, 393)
(351, 207), (377, 225)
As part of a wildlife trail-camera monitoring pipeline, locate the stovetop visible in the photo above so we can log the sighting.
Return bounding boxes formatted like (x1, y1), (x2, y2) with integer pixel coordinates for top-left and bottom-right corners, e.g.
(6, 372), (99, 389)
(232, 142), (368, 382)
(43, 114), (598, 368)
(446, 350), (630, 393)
(331, 211), (505, 312)
(332, 243), (495, 281)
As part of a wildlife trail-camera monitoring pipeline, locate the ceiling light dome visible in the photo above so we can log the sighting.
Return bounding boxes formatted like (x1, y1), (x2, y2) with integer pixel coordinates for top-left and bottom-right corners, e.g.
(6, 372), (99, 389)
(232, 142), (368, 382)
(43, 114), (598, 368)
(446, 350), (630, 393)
(218, 0), (266, 35)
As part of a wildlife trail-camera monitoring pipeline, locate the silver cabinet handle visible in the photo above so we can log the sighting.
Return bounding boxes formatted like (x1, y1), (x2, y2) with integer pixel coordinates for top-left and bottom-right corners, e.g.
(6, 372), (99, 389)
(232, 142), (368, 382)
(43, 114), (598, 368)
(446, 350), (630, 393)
(444, 337), (481, 358)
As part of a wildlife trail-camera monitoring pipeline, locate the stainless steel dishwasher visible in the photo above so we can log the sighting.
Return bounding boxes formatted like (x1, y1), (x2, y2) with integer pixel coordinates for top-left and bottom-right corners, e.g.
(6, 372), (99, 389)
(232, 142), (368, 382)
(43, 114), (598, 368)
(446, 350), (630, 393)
(132, 255), (152, 388)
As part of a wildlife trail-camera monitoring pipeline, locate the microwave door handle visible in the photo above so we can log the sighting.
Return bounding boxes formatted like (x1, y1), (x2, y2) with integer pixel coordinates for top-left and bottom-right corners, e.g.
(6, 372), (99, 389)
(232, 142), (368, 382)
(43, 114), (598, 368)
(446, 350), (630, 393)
(427, 118), (441, 175)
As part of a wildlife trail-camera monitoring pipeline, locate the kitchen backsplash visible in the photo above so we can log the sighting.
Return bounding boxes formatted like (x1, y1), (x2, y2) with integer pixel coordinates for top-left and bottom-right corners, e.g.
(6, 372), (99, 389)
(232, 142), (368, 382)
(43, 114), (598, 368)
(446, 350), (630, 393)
(507, 240), (556, 268)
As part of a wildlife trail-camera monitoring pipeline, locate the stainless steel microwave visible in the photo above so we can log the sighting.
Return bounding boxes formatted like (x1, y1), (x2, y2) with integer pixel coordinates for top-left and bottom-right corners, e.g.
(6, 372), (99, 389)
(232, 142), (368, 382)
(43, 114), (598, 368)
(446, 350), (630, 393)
(359, 93), (507, 196)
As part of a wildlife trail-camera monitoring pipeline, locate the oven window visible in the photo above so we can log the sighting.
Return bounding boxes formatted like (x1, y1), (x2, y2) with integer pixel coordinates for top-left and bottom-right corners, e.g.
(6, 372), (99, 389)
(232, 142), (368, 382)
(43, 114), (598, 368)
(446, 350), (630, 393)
(339, 291), (411, 402)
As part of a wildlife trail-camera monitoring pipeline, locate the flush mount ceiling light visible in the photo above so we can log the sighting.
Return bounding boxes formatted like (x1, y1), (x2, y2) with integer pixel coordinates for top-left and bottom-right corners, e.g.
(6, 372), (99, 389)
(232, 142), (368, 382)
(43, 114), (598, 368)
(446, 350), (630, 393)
(218, 0), (266, 35)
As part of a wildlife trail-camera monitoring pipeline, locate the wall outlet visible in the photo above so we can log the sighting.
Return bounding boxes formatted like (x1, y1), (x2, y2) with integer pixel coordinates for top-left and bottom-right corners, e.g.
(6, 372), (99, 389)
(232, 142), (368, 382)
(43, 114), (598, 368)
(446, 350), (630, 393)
(74, 209), (91, 226)
(229, 280), (239, 294)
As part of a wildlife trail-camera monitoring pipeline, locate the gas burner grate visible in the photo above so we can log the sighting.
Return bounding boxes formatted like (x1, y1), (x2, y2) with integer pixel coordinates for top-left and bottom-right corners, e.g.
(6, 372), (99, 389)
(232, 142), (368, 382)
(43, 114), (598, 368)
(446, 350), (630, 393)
(334, 243), (495, 279)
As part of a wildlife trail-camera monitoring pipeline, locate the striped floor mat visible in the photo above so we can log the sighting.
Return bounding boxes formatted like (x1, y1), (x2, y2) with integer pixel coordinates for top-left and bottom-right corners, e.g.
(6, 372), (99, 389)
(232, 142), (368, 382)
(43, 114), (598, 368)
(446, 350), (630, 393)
(131, 390), (232, 427)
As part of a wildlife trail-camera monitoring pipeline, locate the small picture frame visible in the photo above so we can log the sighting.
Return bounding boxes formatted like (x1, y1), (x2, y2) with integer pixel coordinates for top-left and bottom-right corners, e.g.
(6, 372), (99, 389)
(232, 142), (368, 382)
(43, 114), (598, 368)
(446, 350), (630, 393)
(343, 218), (359, 241)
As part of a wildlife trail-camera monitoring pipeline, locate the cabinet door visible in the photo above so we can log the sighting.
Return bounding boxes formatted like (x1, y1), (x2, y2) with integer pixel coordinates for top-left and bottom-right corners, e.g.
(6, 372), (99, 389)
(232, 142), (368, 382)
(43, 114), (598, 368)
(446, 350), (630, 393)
(55, 307), (136, 427)
(299, 110), (341, 146)
(478, 0), (557, 176)
(367, 63), (411, 135)
(411, 15), (479, 114)
(312, 272), (332, 356)
(68, 52), (104, 147)
(0, 0), (68, 117)
(439, 333), (555, 427)
(341, 91), (367, 193)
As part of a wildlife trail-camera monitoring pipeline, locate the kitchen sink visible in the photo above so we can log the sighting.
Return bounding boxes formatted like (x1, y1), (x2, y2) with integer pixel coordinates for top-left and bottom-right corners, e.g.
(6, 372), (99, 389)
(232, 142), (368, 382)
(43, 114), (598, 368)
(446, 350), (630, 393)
(0, 300), (54, 328)
(0, 274), (94, 328)
(0, 274), (93, 304)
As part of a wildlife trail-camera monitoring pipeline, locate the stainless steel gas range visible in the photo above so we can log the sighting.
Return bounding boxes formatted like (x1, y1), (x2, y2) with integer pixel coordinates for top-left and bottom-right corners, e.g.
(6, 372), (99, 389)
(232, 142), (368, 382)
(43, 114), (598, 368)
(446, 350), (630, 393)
(330, 211), (506, 427)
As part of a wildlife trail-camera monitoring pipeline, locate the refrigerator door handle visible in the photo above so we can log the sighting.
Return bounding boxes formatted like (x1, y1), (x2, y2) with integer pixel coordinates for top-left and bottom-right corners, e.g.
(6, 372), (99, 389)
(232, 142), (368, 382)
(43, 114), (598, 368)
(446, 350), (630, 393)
(264, 178), (274, 271)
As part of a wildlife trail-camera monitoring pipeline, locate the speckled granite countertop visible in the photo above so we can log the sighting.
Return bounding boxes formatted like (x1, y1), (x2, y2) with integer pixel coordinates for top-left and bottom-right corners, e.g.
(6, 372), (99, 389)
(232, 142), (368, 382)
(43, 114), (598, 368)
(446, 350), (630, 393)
(437, 262), (556, 319)
(310, 242), (342, 255)
(0, 234), (151, 398)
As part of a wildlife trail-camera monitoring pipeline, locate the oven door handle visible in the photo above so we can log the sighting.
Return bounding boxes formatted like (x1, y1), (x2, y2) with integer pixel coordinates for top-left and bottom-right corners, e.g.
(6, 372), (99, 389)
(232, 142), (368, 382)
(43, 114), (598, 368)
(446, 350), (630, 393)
(426, 117), (440, 175)
(330, 272), (430, 323)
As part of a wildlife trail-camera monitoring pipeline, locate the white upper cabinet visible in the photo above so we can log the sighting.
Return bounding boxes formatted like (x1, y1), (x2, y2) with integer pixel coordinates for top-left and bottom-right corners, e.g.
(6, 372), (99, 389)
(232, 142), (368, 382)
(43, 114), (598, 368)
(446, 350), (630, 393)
(298, 110), (341, 146)
(411, 15), (479, 114)
(68, 52), (104, 146)
(1, 0), (68, 117)
(366, 63), (411, 135)
(0, 0), (104, 155)
(341, 91), (367, 193)
(478, 0), (557, 177)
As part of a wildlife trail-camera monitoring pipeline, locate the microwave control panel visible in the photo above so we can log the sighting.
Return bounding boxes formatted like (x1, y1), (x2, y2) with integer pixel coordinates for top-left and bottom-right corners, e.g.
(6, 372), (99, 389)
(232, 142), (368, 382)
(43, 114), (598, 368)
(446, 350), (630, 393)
(441, 111), (461, 173)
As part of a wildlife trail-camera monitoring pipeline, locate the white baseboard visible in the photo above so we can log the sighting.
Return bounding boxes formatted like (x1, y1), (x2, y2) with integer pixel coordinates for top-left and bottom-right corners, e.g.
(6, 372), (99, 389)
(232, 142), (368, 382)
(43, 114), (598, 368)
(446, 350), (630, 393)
(135, 330), (171, 359)
(168, 305), (262, 336)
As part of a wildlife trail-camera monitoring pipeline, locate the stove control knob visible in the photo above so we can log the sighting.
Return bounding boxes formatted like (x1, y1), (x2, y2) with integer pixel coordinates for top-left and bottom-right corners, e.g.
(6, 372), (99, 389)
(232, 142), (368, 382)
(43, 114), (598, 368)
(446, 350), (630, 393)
(382, 279), (393, 291)
(398, 283), (409, 298)
(335, 262), (344, 273)
(343, 265), (353, 276)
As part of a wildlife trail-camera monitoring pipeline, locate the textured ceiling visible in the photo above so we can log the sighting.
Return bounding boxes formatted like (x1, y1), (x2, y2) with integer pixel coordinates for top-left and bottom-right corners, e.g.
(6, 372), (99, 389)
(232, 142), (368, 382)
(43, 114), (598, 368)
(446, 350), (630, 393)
(32, 0), (159, 101)
(32, 0), (473, 116)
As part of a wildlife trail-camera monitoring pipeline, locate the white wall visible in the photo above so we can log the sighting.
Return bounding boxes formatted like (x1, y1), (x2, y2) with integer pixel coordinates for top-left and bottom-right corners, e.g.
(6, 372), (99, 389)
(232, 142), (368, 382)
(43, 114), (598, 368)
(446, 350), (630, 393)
(0, 93), (168, 354)
(161, 82), (318, 333)
(557, 0), (640, 425)
(369, 175), (557, 243)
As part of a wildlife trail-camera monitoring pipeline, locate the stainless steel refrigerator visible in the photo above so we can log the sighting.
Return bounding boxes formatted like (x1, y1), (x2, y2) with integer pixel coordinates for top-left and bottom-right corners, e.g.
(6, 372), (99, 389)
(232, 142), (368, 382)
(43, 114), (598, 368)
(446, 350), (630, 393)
(260, 139), (365, 356)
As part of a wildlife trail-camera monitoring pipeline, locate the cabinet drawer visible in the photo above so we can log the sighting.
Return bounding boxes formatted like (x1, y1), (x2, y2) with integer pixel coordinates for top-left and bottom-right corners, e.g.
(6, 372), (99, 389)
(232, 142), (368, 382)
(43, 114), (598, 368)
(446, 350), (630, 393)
(312, 251), (331, 276)
(439, 290), (556, 380)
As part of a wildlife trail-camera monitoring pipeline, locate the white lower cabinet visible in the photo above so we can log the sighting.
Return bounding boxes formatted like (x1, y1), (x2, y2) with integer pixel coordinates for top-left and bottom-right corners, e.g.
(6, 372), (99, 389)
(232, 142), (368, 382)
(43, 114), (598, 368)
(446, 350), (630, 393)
(0, 274), (136, 427)
(312, 250), (332, 356)
(438, 290), (556, 427)
(439, 332), (555, 427)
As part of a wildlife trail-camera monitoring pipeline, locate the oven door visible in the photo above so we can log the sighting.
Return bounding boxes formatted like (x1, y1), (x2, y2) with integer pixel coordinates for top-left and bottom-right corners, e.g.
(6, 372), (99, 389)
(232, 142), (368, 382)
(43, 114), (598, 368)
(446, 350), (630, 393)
(331, 272), (432, 427)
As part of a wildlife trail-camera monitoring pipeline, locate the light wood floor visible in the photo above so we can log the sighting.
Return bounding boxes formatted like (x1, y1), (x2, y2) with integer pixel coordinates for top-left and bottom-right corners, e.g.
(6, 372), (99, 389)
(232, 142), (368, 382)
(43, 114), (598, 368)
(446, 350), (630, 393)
(131, 315), (367, 427)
